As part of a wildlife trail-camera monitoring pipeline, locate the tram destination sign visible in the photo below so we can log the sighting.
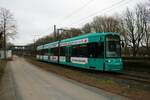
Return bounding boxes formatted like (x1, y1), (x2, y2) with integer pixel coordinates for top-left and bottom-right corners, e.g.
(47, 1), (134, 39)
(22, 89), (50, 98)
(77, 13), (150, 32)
(60, 38), (88, 47)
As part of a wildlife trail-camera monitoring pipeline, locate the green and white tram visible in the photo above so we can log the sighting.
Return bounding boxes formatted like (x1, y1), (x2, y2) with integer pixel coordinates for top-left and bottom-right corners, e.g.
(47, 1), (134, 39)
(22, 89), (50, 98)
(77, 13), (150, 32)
(36, 32), (123, 71)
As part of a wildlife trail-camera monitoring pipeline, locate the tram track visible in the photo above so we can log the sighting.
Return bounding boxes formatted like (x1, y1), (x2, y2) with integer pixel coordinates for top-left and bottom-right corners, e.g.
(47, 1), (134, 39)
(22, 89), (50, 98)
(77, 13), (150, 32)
(116, 73), (150, 84)
(57, 63), (150, 85)
(74, 67), (150, 85)
(95, 71), (150, 85)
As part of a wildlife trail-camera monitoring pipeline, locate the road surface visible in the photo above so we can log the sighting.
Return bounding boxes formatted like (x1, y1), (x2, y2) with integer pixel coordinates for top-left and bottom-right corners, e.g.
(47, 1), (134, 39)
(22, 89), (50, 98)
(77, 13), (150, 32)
(0, 56), (127, 100)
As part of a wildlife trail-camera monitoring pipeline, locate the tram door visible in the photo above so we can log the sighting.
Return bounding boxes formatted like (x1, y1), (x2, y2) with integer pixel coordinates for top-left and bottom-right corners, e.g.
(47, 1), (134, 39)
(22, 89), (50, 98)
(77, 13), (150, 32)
(66, 47), (71, 62)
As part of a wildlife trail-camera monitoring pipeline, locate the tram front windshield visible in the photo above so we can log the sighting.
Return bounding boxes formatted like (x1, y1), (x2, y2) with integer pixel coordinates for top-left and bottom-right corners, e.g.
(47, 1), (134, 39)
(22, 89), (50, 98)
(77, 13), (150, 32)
(106, 35), (121, 58)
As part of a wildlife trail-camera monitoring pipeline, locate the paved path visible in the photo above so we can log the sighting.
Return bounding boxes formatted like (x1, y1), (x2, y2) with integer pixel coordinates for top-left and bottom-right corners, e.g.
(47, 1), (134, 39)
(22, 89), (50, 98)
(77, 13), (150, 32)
(0, 56), (127, 100)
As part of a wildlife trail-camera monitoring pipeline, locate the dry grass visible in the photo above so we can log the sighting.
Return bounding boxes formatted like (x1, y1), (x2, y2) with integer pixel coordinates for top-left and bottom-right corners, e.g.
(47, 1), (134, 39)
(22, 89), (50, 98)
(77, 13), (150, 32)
(0, 60), (7, 93)
(0, 60), (6, 77)
(26, 58), (150, 100)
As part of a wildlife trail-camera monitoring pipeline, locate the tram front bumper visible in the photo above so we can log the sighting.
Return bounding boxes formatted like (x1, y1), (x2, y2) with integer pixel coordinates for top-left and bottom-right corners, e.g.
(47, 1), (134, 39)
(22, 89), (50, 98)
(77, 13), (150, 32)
(104, 58), (123, 71)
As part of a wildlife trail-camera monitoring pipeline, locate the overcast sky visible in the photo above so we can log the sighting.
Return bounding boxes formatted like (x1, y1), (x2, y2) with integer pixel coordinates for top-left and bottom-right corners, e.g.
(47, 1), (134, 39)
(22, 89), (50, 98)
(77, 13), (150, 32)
(0, 0), (147, 45)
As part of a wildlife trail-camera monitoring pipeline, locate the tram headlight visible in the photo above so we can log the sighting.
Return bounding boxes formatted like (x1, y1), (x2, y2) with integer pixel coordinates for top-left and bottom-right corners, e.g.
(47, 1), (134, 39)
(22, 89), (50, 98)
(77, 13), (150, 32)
(106, 60), (111, 63)
(108, 60), (111, 63)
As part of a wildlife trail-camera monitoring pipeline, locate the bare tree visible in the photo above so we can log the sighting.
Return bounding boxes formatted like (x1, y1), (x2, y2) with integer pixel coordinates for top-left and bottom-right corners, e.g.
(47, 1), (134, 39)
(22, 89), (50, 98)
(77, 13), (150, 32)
(82, 23), (91, 33)
(0, 8), (17, 59)
(61, 28), (82, 39)
(141, 2), (150, 55)
(122, 4), (150, 56)
(135, 4), (148, 55)
(0, 31), (3, 49)
(123, 8), (138, 56)
(91, 16), (120, 33)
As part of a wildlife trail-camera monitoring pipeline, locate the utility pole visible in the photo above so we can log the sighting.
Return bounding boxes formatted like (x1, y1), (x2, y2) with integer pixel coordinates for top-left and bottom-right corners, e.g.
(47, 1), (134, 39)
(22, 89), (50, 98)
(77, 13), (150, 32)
(33, 34), (40, 56)
(54, 25), (56, 41)
(0, 32), (3, 49)
(3, 20), (7, 60)
(57, 28), (65, 41)
(57, 29), (60, 41)
(57, 28), (61, 64)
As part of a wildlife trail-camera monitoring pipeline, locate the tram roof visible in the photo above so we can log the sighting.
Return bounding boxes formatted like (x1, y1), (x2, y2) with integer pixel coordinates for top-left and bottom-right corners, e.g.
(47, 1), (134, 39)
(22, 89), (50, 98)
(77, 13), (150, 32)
(61, 32), (119, 43)
(37, 32), (119, 48)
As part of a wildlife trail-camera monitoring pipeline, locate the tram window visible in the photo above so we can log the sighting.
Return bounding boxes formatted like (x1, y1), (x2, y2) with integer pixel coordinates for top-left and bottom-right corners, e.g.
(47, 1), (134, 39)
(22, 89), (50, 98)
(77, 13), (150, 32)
(88, 42), (104, 58)
(41, 50), (43, 55)
(42, 49), (45, 55)
(98, 43), (104, 57)
(41, 49), (44, 55)
(88, 43), (97, 58)
(39, 50), (43, 55)
(39, 50), (42, 55)
(51, 47), (58, 56)
(38, 50), (41, 55)
(43, 49), (48, 55)
(72, 44), (88, 57)
(36, 50), (39, 55)
(36, 50), (39, 54)
(60, 47), (65, 56)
